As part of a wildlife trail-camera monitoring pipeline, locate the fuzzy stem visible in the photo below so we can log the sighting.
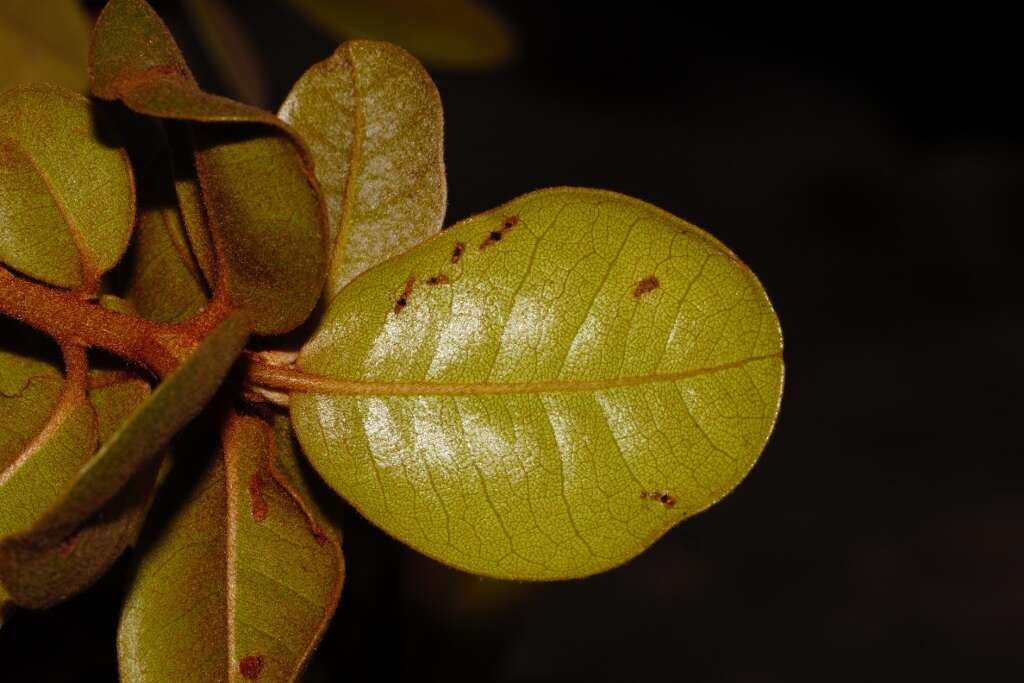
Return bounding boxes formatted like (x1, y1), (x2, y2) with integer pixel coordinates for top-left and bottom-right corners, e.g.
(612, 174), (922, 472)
(0, 268), (199, 377)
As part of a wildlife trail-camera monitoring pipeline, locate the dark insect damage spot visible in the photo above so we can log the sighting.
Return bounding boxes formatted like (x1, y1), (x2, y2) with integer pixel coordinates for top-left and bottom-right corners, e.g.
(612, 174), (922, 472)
(248, 473), (269, 522)
(427, 274), (450, 285)
(633, 276), (660, 298)
(394, 276), (416, 315)
(239, 655), (264, 679)
(480, 215), (519, 250)
(450, 242), (465, 264)
(641, 490), (676, 509)
(312, 526), (329, 546)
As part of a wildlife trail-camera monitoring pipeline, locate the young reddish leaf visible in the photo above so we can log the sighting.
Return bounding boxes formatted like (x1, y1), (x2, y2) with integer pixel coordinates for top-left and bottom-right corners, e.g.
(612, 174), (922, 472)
(288, 0), (517, 70)
(281, 40), (447, 298)
(118, 414), (343, 683)
(90, 0), (328, 335)
(0, 0), (90, 93)
(0, 313), (250, 607)
(289, 188), (784, 580)
(0, 85), (135, 290)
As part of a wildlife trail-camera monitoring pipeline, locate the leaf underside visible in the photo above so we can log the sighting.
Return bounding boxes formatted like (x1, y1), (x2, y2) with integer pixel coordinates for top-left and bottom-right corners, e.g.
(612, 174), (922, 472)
(292, 188), (784, 580)
(119, 413), (343, 683)
(280, 39), (447, 300)
(0, 85), (135, 289)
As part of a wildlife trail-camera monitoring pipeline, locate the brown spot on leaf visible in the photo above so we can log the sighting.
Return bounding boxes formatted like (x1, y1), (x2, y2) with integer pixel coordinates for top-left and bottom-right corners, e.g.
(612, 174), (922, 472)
(248, 473), (268, 522)
(394, 276), (416, 315)
(239, 655), (264, 679)
(480, 215), (519, 250)
(427, 274), (450, 285)
(633, 276), (660, 297)
(451, 242), (465, 264)
(312, 526), (329, 546)
(641, 490), (676, 509)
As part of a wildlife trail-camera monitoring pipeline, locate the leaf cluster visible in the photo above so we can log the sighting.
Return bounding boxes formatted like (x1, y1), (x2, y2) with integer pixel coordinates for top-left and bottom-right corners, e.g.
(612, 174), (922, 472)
(0, 1), (783, 680)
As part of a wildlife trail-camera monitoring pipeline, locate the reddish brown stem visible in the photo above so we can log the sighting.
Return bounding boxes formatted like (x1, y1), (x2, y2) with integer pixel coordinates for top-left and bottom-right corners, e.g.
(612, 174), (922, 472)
(0, 268), (207, 377)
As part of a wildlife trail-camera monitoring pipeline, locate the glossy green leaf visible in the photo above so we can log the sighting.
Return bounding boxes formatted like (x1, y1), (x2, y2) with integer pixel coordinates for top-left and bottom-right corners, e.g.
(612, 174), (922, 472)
(184, 0), (271, 107)
(281, 40), (447, 299)
(0, 0), (90, 93)
(291, 188), (784, 580)
(0, 85), (135, 289)
(0, 314), (250, 606)
(288, 0), (517, 70)
(90, 0), (328, 334)
(119, 413), (344, 682)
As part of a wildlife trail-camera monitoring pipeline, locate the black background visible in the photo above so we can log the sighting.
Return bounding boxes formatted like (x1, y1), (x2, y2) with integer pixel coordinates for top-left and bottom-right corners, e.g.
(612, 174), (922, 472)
(2, 2), (1022, 681)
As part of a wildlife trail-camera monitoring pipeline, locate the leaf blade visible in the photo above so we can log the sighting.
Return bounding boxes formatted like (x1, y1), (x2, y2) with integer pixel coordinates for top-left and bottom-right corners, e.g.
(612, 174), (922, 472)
(118, 414), (344, 682)
(280, 40), (447, 298)
(290, 188), (783, 579)
(90, 0), (328, 334)
(0, 85), (135, 289)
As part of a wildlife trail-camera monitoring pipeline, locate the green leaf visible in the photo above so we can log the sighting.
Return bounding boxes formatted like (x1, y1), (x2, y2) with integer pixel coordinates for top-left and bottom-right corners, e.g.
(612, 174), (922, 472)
(119, 413), (344, 682)
(0, 0), (90, 93)
(0, 85), (135, 289)
(290, 188), (784, 580)
(90, 0), (328, 334)
(280, 40), (447, 299)
(288, 0), (517, 70)
(0, 313), (250, 607)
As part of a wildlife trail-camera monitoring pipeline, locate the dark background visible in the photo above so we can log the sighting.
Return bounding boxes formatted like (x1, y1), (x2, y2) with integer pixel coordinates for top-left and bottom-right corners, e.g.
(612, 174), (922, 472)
(3, 2), (1021, 681)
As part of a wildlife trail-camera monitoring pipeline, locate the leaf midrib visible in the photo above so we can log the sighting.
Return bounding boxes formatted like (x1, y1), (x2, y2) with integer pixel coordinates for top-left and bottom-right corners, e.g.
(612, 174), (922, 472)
(278, 352), (781, 398)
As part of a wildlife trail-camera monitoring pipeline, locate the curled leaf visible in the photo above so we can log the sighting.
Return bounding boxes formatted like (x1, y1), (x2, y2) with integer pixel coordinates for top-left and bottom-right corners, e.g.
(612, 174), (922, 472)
(281, 40), (447, 299)
(289, 188), (784, 580)
(90, 0), (328, 334)
(0, 85), (135, 290)
(288, 0), (517, 70)
(119, 414), (343, 682)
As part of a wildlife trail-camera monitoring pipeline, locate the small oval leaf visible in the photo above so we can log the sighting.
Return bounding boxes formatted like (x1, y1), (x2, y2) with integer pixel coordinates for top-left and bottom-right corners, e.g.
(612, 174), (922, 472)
(0, 85), (135, 289)
(290, 188), (784, 579)
(281, 40), (447, 298)
(118, 414), (343, 683)
(288, 0), (517, 70)
(90, 0), (328, 334)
